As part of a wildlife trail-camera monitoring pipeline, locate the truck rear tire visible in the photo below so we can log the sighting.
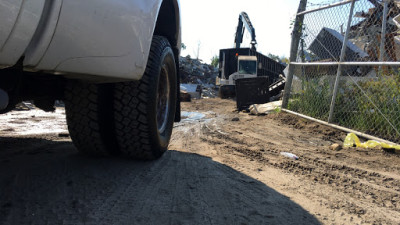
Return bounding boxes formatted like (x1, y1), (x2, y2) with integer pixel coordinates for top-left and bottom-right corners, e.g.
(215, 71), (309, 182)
(113, 36), (177, 160)
(65, 82), (117, 156)
(64, 36), (176, 159)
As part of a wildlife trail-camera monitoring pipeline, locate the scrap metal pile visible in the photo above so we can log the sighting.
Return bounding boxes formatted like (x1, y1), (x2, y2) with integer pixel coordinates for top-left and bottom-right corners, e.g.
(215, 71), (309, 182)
(301, 0), (400, 77)
(350, 0), (400, 63)
(179, 56), (219, 100)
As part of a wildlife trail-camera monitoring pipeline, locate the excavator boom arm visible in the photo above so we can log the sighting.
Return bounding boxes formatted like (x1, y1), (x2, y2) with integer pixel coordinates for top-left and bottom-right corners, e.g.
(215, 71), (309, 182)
(234, 12), (257, 50)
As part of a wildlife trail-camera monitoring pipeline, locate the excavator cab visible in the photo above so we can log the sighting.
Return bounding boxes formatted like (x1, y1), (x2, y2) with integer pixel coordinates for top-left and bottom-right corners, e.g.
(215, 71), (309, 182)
(227, 55), (258, 85)
(238, 56), (257, 75)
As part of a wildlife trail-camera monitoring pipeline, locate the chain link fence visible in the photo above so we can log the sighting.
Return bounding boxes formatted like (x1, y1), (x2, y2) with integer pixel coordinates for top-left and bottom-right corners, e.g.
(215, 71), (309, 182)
(283, 0), (400, 144)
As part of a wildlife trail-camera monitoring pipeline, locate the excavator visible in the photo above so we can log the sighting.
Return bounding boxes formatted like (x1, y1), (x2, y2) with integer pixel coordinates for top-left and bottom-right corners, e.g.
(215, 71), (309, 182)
(216, 12), (286, 100)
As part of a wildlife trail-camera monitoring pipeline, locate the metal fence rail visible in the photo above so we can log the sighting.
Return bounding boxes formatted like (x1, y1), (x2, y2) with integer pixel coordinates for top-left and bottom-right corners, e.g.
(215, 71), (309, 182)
(283, 0), (400, 144)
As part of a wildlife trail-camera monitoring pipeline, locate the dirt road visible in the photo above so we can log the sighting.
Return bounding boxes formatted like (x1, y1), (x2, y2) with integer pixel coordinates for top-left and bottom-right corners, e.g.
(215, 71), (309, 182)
(1, 98), (399, 224)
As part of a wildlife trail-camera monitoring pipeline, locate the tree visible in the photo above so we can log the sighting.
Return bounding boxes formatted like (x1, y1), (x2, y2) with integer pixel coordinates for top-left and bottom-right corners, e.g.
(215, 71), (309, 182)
(181, 43), (186, 50)
(268, 53), (289, 65)
(267, 53), (280, 62)
(211, 55), (219, 68)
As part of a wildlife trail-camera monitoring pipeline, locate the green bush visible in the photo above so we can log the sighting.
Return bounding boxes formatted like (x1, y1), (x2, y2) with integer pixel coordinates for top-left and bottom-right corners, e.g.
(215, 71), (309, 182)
(334, 75), (400, 143)
(288, 78), (332, 120)
(288, 75), (400, 143)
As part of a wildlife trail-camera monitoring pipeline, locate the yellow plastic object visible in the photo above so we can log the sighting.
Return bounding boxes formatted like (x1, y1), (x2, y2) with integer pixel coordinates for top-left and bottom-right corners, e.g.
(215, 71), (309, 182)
(343, 133), (400, 150)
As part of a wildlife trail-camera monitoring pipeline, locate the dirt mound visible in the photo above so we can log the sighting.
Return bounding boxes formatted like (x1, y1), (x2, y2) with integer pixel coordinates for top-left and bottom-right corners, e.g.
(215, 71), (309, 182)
(270, 112), (346, 142)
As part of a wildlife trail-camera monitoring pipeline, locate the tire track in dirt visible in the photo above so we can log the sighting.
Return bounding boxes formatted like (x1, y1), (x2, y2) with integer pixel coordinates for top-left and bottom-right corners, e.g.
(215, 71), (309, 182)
(198, 121), (400, 224)
(88, 155), (173, 225)
(2, 98), (399, 224)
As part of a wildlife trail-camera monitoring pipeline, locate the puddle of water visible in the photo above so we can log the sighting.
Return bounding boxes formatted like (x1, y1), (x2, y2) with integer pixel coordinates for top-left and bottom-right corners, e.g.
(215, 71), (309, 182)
(174, 111), (212, 133)
(0, 108), (68, 136)
(180, 111), (206, 122)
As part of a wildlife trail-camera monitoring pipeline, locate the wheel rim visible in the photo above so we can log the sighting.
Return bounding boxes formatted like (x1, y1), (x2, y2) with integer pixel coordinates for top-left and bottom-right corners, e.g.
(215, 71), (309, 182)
(157, 63), (170, 134)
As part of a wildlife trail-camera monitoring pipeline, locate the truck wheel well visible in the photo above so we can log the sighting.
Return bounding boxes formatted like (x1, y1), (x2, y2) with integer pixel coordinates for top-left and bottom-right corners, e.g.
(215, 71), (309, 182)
(154, 0), (179, 50)
(154, 0), (181, 123)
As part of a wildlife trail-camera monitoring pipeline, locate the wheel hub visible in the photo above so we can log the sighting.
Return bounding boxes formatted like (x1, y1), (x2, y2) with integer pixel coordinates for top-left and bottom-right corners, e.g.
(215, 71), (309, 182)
(156, 64), (170, 134)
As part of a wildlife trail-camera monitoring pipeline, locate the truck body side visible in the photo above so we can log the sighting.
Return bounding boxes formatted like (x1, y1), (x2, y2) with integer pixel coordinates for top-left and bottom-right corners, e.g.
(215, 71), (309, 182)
(0, 0), (181, 81)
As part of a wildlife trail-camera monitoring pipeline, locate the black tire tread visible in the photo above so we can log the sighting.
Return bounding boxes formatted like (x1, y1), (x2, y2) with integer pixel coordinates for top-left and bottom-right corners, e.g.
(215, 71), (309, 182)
(113, 36), (175, 160)
(64, 82), (116, 156)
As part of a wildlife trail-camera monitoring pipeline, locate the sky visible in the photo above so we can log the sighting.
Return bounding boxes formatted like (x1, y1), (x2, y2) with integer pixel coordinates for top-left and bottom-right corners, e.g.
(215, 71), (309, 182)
(180, 0), (301, 63)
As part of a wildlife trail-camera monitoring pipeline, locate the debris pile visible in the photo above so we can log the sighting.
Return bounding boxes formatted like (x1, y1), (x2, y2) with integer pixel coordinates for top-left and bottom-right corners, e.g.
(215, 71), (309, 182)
(349, 0), (400, 63)
(301, 1), (400, 77)
(179, 55), (218, 99)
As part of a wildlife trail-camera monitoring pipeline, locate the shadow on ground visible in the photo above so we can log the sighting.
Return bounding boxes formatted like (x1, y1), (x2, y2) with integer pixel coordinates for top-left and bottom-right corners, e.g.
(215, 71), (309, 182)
(0, 136), (320, 225)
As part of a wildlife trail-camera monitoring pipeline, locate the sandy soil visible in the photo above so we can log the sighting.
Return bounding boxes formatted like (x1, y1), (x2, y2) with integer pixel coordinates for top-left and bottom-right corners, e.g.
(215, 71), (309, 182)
(0, 98), (399, 224)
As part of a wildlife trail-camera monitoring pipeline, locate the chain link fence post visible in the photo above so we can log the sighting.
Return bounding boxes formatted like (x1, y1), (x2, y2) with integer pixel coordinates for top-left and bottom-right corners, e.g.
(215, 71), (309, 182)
(282, 0), (308, 109)
(328, 0), (356, 123)
(379, 0), (389, 65)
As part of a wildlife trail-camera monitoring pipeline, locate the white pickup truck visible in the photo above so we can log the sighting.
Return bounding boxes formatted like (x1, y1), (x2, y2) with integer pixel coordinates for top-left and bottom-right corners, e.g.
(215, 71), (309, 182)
(0, 0), (181, 159)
